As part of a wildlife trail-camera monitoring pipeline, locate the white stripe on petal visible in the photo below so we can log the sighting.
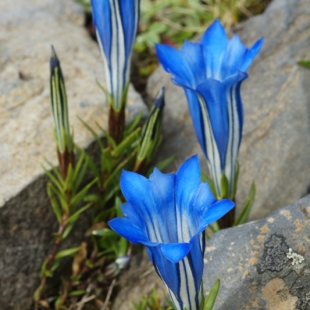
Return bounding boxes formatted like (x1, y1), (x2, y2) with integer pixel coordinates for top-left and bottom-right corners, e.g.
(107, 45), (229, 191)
(96, 29), (112, 96)
(109, 0), (126, 110)
(197, 94), (222, 197)
(225, 84), (240, 197)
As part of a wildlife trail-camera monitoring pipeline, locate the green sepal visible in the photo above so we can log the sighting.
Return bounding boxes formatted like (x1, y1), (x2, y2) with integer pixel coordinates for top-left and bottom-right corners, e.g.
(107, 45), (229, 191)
(219, 173), (229, 199)
(233, 182), (256, 226)
(203, 279), (220, 310)
(231, 161), (239, 198)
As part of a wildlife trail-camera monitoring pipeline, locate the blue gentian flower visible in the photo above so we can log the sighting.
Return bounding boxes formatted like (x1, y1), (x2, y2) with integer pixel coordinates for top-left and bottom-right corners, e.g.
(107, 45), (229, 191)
(91, 0), (140, 111)
(156, 19), (263, 198)
(109, 155), (234, 310)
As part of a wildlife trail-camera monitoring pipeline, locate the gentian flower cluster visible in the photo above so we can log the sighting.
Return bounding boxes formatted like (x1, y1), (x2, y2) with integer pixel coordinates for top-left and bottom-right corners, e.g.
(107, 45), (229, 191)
(109, 155), (234, 309)
(156, 20), (263, 199)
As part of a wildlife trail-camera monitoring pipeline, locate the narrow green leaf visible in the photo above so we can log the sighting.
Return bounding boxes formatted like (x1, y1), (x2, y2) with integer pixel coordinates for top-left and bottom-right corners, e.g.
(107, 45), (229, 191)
(104, 151), (136, 190)
(47, 183), (62, 223)
(233, 182), (256, 226)
(62, 222), (75, 240)
(298, 60), (310, 69)
(69, 290), (86, 297)
(42, 165), (64, 194)
(204, 279), (220, 310)
(47, 181), (69, 214)
(101, 148), (113, 175)
(117, 237), (128, 256)
(67, 203), (92, 224)
(124, 112), (143, 136)
(112, 127), (141, 157)
(75, 146), (100, 186)
(78, 116), (104, 151)
(64, 163), (75, 191)
(51, 258), (61, 272)
(84, 194), (101, 203)
(39, 257), (50, 278)
(92, 228), (118, 238)
(44, 158), (66, 185)
(95, 121), (117, 150)
(71, 178), (97, 206)
(55, 246), (81, 259)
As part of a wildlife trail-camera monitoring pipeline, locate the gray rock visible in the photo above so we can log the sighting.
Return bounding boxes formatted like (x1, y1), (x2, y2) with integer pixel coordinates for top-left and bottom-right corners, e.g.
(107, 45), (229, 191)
(203, 195), (310, 310)
(0, 0), (146, 308)
(146, 0), (310, 220)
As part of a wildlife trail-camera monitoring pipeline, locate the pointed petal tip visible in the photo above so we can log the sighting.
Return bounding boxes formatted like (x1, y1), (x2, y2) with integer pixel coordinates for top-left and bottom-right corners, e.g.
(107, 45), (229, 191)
(154, 87), (165, 109)
(50, 46), (60, 70)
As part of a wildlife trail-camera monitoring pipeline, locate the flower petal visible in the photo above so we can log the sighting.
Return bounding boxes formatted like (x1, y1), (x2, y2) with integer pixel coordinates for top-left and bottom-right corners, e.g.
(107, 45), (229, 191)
(183, 88), (207, 157)
(201, 19), (229, 80)
(198, 199), (235, 231)
(120, 170), (164, 243)
(195, 182), (216, 215)
(149, 169), (178, 243)
(226, 34), (247, 75)
(175, 155), (201, 241)
(156, 41), (204, 88)
(160, 243), (192, 263)
(108, 218), (148, 244)
(155, 44), (190, 87)
(240, 38), (264, 72)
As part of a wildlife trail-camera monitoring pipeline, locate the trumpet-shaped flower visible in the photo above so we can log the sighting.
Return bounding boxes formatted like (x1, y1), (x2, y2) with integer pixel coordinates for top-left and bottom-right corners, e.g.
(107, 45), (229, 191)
(156, 19), (263, 198)
(109, 155), (234, 310)
(91, 0), (140, 111)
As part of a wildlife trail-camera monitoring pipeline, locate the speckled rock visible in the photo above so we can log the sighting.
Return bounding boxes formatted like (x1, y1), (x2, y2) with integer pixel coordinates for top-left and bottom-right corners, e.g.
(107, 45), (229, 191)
(0, 0), (146, 308)
(203, 195), (310, 310)
(146, 0), (310, 221)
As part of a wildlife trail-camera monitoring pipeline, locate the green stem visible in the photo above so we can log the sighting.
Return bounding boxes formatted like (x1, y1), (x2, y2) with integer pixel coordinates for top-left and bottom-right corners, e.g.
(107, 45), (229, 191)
(34, 213), (68, 308)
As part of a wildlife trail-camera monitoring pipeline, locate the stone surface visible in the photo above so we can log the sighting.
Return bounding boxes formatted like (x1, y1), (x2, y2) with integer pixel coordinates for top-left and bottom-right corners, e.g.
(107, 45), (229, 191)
(0, 0), (146, 309)
(203, 195), (310, 310)
(146, 0), (310, 220)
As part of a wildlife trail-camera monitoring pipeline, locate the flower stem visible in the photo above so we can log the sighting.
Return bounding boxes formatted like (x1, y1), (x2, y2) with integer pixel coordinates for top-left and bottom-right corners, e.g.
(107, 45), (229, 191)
(218, 199), (235, 229)
(108, 105), (125, 144)
(34, 213), (68, 308)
